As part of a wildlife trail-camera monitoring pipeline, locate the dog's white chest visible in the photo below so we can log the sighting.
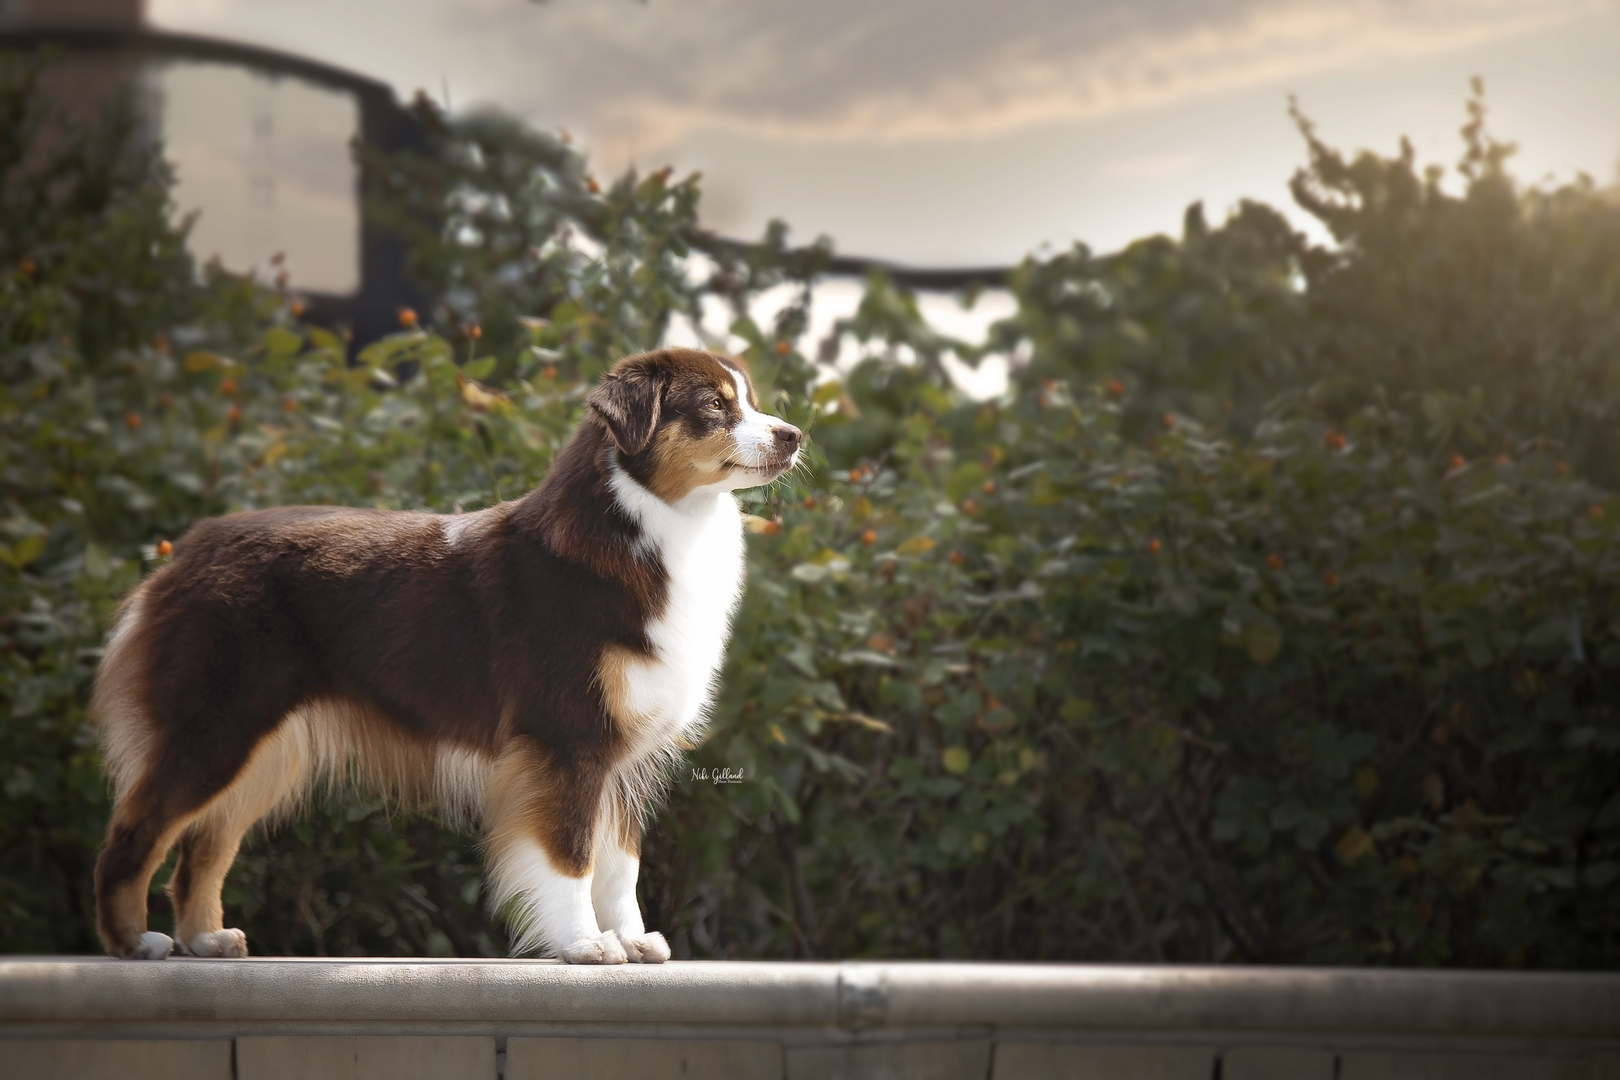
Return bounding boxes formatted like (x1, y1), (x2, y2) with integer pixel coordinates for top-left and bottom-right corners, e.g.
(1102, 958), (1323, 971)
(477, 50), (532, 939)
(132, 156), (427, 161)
(613, 486), (745, 744)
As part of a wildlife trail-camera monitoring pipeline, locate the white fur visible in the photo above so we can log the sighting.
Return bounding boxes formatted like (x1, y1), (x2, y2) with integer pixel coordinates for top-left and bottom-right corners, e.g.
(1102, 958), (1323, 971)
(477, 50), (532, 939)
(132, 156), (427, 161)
(606, 465), (746, 761)
(99, 370), (794, 966)
(132, 931), (172, 960)
(441, 507), (495, 550)
(726, 368), (781, 471)
(590, 819), (670, 963)
(488, 840), (626, 963)
(95, 590), (155, 800)
(497, 386), (794, 964)
(187, 928), (247, 957)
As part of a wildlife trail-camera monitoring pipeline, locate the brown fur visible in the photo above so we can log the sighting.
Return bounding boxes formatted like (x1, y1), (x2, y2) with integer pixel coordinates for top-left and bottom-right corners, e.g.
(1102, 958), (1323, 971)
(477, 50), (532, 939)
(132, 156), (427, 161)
(89, 348), (800, 958)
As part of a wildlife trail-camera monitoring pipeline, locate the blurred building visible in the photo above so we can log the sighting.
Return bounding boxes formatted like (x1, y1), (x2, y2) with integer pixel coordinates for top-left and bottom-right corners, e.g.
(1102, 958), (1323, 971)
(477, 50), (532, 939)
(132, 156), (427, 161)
(0, 0), (423, 347)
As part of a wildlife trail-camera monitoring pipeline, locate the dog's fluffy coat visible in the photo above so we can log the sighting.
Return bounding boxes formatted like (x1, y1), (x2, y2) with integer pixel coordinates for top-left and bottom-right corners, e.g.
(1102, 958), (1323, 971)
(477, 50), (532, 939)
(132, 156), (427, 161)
(90, 348), (801, 962)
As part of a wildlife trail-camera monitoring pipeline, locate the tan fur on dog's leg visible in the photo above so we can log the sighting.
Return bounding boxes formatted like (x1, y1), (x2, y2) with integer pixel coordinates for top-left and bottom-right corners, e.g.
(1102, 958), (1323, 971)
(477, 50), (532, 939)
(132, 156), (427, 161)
(485, 741), (627, 964)
(169, 721), (311, 957)
(95, 780), (194, 959)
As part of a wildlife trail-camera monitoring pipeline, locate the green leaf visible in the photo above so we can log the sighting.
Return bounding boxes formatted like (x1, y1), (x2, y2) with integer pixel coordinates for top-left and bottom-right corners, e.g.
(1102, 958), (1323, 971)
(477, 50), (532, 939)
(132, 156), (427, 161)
(264, 326), (303, 358)
(1243, 622), (1282, 665)
(83, 541), (111, 581)
(0, 534), (45, 570)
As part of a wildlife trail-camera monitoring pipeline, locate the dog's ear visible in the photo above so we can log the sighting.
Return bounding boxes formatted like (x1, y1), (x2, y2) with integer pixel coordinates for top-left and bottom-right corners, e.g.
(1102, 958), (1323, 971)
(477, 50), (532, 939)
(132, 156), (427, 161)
(588, 356), (668, 455)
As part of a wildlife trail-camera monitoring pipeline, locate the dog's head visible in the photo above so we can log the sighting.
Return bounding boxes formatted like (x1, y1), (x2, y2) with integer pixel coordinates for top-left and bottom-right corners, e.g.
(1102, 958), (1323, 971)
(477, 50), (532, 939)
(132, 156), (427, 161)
(588, 348), (802, 503)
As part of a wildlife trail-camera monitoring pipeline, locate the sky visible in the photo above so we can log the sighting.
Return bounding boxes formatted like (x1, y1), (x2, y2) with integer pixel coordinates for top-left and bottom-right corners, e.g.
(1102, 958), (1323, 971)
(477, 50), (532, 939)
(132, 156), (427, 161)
(148, 0), (1620, 269)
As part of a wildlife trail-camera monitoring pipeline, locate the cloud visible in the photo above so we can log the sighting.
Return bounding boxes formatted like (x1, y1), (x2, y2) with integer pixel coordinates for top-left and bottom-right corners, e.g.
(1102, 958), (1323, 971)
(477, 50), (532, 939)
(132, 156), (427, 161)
(573, 0), (1601, 157)
(151, 0), (1606, 168)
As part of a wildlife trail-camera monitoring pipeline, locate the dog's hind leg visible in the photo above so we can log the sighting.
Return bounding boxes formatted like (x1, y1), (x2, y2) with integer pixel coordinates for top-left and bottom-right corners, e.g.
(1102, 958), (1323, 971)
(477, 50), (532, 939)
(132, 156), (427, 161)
(95, 778), (197, 959)
(485, 740), (628, 964)
(94, 672), (309, 958)
(169, 721), (312, 957)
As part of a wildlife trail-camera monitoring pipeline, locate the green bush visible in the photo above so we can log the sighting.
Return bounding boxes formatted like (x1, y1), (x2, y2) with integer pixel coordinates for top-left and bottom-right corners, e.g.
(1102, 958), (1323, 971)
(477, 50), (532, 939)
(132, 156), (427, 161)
(2, 57), (1616, 966)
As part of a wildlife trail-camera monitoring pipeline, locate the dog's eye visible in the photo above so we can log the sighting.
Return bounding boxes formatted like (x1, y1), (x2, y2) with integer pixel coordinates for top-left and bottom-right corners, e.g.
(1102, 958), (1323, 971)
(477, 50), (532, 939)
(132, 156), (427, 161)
(707, 397), (723, 410)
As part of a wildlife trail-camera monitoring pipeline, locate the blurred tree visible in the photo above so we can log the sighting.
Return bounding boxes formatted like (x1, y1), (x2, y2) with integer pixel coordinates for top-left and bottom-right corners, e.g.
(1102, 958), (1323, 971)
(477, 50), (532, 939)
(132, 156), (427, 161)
(2, 55), (1616, 967)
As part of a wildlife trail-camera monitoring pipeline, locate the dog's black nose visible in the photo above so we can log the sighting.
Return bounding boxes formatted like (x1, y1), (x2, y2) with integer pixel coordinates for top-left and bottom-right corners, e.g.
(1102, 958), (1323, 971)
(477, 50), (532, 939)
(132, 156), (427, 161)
(773, 426), (802, 451)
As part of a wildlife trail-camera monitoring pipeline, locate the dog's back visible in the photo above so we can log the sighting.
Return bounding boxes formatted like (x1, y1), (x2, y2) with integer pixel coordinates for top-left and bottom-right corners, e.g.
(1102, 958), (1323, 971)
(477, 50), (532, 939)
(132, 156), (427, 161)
(90, 347), (802, 963)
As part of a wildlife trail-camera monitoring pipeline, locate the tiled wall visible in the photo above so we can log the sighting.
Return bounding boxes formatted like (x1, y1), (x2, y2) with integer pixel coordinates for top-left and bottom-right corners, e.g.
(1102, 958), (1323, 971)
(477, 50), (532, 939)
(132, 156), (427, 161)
(2, 1036), (1614, 1080)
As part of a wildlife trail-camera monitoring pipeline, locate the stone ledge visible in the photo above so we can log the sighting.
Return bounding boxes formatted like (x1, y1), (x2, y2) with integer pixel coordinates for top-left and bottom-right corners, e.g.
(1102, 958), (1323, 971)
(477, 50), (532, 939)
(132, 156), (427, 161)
(1, 958), (1616, 1040)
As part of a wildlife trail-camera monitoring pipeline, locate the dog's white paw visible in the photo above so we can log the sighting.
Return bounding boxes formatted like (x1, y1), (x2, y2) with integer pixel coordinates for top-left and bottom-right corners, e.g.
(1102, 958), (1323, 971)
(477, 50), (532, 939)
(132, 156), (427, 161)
(130, 931), (174, 960)
(621, 931), (670, 964)
(188, 928), (248, 958)
(560, 930), (629, 965)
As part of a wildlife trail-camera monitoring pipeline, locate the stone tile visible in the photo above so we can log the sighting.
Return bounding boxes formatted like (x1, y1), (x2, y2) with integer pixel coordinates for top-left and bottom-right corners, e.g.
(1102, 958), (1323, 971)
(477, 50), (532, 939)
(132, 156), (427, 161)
(1222, 1047), (1335, 1080)
(1340, 1050), (1592, 1080)
(235, 1035), (494, 1080)
(506, 1037), (782, 1080)
(788, 1040), (991, 1080)
(992, 1042), (1216, 1080)
(0, 1039), (231, 1080)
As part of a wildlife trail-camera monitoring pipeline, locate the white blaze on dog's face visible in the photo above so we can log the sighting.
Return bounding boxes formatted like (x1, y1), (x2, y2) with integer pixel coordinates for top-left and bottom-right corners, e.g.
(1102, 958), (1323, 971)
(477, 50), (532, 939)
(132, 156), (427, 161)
(594, 350), (802, 505)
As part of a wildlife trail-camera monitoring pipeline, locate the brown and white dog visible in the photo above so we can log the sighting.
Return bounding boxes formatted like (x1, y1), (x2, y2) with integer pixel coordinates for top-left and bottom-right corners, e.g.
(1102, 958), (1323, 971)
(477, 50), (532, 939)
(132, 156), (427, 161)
(90, 347), (801, 963)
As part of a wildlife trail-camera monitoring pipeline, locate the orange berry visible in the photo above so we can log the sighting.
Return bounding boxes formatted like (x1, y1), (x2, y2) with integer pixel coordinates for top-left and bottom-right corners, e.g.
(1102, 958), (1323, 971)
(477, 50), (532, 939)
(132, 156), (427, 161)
(848, 466), (865, 482)
(19, 258), (35, 275)
(774, 340), (791, 355)
(226, 404), (243, 423)
(281, 398), (298, 412)
(763, 520), (781, 536)
(1324, 571), (1341, 588)
(1267, 553), (1284, 570)
(541, 366), (557, 380)
(803, 496), (818, 510)
(1147, 537), (1162, 554)
(587, 177), (601, 194)
(861, 529), (877, 545)
(949, 551), (965, 566)
(1448, 454), (1465, 471)
(982, 480), (997, 495)
(290, 300), (306, 317)
(468, 324), (482, 339)
(1324, 430), (1347, 451)
(1162, 413), (1176, 430)
(398, 307), (418, 328)
(1107, 379), (1124, 398)
(867, 633), (894, 652)
(962, 499), (979, 516)
(156, 539), (173, 557)
(219, 376), (238, 395)
(1495, 454), (1509, 465)
(124, 411), (141, 430)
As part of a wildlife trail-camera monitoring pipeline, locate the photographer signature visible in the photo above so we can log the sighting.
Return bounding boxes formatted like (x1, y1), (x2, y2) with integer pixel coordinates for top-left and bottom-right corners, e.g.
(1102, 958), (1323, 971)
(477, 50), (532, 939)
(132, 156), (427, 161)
(690, 767), (746, 785)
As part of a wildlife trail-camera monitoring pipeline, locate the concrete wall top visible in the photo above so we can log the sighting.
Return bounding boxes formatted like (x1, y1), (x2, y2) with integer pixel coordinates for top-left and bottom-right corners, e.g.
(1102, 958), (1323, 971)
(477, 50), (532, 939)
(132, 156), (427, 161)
(1, 959), (1615, 1040)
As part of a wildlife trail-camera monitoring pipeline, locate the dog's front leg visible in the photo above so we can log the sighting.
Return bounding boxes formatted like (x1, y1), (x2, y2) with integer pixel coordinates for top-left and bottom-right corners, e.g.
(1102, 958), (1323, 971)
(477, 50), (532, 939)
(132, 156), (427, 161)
(486, 742), (628, 964)
(591, 820), (670, 964)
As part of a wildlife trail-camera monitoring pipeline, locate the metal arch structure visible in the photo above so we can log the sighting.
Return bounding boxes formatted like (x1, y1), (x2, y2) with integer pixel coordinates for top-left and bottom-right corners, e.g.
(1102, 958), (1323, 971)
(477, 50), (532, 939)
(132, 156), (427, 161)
(2, 24), (1020, 360)
(0, 25), (430, 350)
